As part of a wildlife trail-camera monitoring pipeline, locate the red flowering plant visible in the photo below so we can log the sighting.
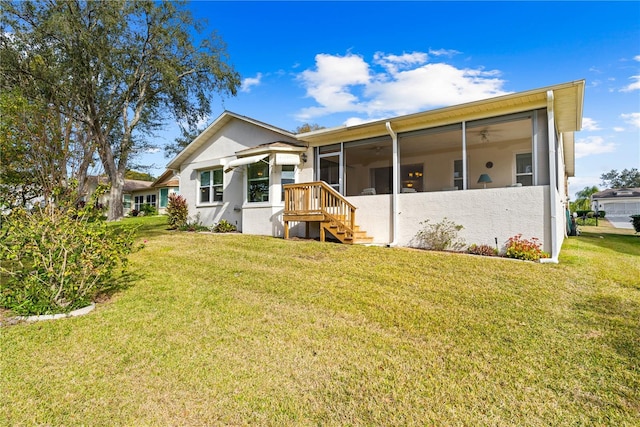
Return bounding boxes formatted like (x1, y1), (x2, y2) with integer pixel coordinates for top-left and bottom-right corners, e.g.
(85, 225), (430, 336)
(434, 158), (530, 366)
(505, 234), (550, 261)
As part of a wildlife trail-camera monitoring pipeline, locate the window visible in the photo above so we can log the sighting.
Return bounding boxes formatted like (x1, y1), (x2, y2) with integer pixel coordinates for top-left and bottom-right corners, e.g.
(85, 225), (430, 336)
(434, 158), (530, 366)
(146, 194), (156, 208)
(281, 165), (295, 202)
(159, 188), (169, 208)
(516, 153), (533, 186)
(134, 195), (144, 211)
(123, 194), (131, 209)
(453, 160), (463, 190)
(248, 161), (269, 202)
(199, 169), (223, 204)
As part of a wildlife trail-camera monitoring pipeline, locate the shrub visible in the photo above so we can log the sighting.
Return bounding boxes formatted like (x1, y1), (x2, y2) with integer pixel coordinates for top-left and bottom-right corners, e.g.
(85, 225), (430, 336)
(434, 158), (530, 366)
(576, 217), (597, 226)
(598, 211), (606, 218)
(139, 203), (156, 216)
(211, 219), (237, 233)
(468, 244), (498, 257)
(414, 217), (465, 251)
(504, 234), (549, 261)
(575, 210), (593, 218)
(0, 207), (136, 315)
(178, 213), (209, 232)
(129, 208), (140, 217)
(631, 215), (640, 233)
(166, 193), (188, 229)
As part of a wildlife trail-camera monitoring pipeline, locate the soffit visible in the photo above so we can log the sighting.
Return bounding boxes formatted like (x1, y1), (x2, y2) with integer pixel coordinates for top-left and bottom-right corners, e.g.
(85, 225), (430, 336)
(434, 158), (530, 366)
(298, 80), (585, 145)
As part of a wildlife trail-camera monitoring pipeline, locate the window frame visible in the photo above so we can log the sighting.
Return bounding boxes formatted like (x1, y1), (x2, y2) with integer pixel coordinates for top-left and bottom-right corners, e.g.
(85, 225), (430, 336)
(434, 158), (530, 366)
(515, 152), (533, 186)
(198, 168), (224, 205)
(247, 161), (270, 203)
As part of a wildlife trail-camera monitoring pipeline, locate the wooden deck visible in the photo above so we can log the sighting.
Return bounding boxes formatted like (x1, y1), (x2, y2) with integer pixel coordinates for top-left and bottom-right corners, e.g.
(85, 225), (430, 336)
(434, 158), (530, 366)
(283, 181), (373, 244)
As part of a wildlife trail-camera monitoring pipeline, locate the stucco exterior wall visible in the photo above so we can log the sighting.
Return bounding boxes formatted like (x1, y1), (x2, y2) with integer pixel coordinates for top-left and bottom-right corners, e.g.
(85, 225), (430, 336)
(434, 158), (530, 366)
(178, 118), (298, 230)
(346, 186), (551, 252)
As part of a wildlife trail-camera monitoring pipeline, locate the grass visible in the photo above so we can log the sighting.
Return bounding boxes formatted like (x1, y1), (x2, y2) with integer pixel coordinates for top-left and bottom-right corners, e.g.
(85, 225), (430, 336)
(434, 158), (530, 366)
(1, 216), (638, 425)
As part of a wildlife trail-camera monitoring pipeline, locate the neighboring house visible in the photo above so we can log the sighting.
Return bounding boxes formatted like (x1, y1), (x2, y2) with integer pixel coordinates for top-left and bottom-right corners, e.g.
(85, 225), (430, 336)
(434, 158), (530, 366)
(85, 174), (179, 215)
(151, 169), (180, 214)
(591, 188), (640, 216)
(166, 80), (585, 261)
(122, 179), (156, 215)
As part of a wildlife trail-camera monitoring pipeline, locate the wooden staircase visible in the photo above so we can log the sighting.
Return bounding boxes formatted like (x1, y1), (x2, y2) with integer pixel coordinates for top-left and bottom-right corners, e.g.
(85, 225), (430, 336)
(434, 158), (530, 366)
(283, 181), (374, 244)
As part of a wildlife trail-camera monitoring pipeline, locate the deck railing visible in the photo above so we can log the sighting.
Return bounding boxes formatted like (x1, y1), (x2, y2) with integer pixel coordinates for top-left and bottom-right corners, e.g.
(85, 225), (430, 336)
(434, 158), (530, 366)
(283, 181), (356, 233)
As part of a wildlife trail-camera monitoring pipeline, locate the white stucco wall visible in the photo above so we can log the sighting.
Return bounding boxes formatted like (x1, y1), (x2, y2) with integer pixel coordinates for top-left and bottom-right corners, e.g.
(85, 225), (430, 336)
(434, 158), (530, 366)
(178, 118), (299, 230)
(345, 186), (551, 253)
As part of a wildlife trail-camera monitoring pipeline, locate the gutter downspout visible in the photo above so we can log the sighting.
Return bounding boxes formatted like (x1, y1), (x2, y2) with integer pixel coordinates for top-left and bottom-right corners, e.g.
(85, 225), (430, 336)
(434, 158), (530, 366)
(386, 122), (399, 247)
(540, 90), (559, 264)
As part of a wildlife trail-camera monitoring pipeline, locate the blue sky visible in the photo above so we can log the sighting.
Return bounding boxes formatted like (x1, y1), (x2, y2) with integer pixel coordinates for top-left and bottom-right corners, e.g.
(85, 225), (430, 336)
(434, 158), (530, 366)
(142, 1), (640, 199)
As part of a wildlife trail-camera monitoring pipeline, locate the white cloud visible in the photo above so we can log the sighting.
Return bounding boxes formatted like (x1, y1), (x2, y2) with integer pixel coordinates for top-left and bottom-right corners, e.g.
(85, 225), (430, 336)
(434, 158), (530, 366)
(621, 112), (640, 128)
(613, 126), (625, 132)
(296, 51), (509, 122)
(574, 136), (616, 158)
(428, 48), (461, 57)
(581, 117), (601, 131)
(621, 75), (640, 92)
(145, 147), (161, 154)
(634, 55), (640, 62)
(241, 73), (263, 93)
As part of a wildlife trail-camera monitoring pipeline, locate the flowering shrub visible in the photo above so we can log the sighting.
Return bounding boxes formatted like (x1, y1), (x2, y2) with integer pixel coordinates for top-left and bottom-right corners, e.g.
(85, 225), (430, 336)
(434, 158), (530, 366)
(505, 234), (549, 261)
(468, 244), (498, 257)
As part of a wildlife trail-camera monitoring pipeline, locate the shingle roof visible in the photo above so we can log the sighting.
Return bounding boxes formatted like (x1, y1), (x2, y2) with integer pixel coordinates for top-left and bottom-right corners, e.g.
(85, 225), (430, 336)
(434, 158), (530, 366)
(592, 188), (640, 199)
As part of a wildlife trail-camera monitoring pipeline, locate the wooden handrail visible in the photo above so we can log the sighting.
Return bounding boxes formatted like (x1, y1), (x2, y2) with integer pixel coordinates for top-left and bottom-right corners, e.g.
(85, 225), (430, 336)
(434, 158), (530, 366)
(284, 181), (356, 234)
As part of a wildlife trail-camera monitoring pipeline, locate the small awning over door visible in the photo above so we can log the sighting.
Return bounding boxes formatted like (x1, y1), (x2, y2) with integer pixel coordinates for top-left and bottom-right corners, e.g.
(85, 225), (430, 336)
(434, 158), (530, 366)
(224, 154), (268, 173)
(275, 153), (301, 166)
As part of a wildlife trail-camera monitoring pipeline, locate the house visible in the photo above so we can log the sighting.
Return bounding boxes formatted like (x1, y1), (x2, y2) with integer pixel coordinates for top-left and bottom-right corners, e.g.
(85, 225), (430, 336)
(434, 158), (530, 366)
(84, 176), (157, 215)
(591, 188), (640, 216)
(166, 80), (585, 262)
(150, 170), (180, 214)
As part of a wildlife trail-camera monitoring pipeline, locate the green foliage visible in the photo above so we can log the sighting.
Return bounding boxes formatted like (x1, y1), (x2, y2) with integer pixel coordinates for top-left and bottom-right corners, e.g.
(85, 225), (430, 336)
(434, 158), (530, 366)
(211, 219), (237, 233)
(166, 193), (188, 229)
(505, 234), (549, 261)
(576, 217), (598, 226)
(414, 217), (465, 251)
(570, 186), (598, 213)
(2, 0), (241, 220)
(139, 204), (157, 216)
(600, 168), (640, 189)
(0, 207), (137, 315)
(178, 213), (209, 232)
(125, 170), (155, 182)
(631, 215), (640, 233)
(467, 244), (498, 257)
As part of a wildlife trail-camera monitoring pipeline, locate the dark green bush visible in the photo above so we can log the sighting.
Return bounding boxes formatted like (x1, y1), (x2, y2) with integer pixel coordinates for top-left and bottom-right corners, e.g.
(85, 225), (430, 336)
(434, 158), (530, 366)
(598, 211), (606, 218)
(575, 210), (593, 218)
(631, 215), (640, 233)
(0, 206), (136, 315)
(166, 193), (188, 229)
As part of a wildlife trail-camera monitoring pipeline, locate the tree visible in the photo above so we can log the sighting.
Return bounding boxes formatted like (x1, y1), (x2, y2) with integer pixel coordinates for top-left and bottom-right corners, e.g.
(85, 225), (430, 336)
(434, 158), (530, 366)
(295, 123), (325, 133)
(125, 170), (155, 182)
(600, 168), (640, 189)
(570, 185), (599, 212)
(165, 124), (206, 159)
(2, 0), (241, 220)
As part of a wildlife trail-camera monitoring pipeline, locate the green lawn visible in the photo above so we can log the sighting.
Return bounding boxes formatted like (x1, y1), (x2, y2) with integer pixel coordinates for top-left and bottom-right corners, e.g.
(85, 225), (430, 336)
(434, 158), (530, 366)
(1, 216), (638, 426)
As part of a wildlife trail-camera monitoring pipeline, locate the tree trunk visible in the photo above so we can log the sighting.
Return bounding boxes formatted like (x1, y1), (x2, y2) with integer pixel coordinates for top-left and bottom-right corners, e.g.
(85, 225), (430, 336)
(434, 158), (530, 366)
(107, 172), (125, 221)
